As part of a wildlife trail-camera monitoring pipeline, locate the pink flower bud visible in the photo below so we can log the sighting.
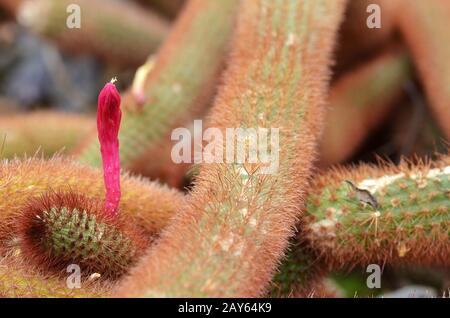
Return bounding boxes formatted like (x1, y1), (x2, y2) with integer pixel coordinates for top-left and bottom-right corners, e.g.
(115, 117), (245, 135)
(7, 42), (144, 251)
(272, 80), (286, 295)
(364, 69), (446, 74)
(97, 78), (122, 217)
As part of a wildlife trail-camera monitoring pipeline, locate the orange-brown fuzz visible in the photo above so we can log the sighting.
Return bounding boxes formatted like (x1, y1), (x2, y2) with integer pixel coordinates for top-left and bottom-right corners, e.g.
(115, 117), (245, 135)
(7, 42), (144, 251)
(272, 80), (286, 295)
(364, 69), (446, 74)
(396, 0), (450, 140)
(17, 192), (149, 278)
(115, 0), (346, 297)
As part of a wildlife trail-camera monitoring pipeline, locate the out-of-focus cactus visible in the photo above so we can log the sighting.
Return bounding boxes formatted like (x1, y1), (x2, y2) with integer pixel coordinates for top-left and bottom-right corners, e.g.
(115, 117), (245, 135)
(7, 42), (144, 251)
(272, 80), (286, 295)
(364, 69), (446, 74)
(321, 49), (411, 166)
(0, 252), (110, 297)
(0, 111), (94, 159)
(304, 154), (450, 268)
(397, 0), (450, 140)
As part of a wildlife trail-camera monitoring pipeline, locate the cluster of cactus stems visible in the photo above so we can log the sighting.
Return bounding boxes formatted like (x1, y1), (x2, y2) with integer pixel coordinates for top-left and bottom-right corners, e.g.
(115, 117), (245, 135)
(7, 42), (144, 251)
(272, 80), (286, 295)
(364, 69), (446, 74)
(75, 0), (239, 186)
(0, 157), (183, 250)
(17, 0), (169, 68)
(0, 0), (449, 298)
(114, 0), (346, 297)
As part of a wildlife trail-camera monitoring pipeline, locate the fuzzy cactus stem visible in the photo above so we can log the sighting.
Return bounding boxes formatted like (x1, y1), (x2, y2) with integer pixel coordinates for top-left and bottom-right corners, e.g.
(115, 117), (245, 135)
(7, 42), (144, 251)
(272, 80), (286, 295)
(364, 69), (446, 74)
(97, 79), (122, 217)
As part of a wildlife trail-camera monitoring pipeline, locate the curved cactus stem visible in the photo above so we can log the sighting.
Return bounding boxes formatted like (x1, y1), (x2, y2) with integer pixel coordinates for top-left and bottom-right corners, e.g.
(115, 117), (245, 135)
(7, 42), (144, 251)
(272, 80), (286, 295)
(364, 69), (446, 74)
(18, 192), (149, 278)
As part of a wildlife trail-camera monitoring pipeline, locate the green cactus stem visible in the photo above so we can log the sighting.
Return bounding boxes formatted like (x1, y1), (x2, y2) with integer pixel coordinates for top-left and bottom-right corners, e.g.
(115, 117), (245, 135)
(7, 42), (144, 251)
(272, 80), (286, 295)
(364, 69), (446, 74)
(18, 0), (169, 67)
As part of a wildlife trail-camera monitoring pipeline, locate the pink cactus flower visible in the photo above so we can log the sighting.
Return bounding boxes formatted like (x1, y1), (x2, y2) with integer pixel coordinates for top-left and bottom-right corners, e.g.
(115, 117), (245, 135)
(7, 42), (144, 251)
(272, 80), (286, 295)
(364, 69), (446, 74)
(97, 78), (122, 217)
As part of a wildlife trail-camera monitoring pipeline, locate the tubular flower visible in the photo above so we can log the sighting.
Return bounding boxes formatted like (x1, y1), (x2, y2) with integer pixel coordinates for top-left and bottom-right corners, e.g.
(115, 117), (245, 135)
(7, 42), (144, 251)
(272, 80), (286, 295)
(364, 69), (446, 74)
(97, 79), (122, 217)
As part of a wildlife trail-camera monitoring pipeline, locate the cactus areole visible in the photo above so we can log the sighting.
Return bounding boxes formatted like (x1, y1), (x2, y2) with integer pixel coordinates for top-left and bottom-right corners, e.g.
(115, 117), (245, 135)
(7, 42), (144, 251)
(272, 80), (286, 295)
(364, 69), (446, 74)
(97, 78), (122, 217)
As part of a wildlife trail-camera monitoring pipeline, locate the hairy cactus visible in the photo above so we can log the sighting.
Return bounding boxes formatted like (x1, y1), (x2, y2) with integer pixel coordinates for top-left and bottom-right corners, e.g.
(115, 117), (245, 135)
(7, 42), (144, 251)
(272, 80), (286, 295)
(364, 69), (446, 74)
(321, 49), (411, 166)
(303, 154), (450, 269)
(397, 0), (450, 139)
(17, 0), (169, 67)
(75, 0), (239, 186)
(18, 192), (149, 278)
(0, 111), (94, 159)
(0, 157), (183, 253)
(114, 0), (346, 297)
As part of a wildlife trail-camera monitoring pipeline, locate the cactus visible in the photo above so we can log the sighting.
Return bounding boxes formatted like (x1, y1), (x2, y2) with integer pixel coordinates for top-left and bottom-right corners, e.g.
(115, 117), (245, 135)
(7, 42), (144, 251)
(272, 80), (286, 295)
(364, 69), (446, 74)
(0, 111), (94, 159)
(397, 0), (450, 139)
(0, 157), (183, 253)
(75, 0), (239, 186)
(303, 154), (450, 269)
(320, 49), (411, 166)
(17, 0), (169, 67)
(114, 0), (346, 297)
(18, 192), (149, 278)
